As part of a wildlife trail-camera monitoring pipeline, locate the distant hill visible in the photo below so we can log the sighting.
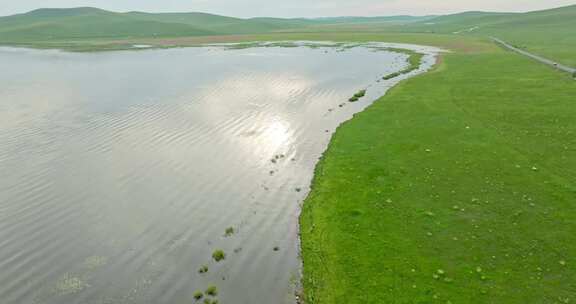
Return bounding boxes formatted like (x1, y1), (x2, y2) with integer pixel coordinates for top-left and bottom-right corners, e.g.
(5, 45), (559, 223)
(398, 4), (576, 65)
(0, 7), (434, 42)
(400, 5), (576, 35)
(403, 11), (517, 32)
(19, 7), (109, 18)
(0, 5), (574, 65)
(124, 12), (312, 35)
(305, 15), (436, 24)
(0, 8), (217, 41)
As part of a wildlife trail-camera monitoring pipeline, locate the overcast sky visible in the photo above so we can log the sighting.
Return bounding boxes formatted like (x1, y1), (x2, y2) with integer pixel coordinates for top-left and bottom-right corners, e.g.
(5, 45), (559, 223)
(0, 0), (575, 18)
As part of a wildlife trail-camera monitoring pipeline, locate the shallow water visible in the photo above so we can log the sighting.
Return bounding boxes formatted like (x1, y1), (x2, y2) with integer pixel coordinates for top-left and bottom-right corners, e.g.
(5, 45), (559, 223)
(0, 43), (438, 304)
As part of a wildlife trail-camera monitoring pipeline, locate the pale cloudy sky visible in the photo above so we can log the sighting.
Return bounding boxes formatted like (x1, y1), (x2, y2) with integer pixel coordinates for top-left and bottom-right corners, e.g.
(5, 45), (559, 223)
(0, 0), (575, 17)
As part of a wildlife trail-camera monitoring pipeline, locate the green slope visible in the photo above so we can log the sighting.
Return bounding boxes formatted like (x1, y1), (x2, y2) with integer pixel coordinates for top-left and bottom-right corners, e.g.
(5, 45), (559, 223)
(275, 16), (437, 33)
(0, 7), (314, 42)
(125, 12), (303, 34)
(309, 15), (436, 24)
(477, 5), (576, 66)
(400, 5), (576, 65)
(124, 11), (244, 27)
(404, 5), (576, 33)
(0, 5), (574, 65)
(401, 11), (517, 33)
(0, 8), (215, 42)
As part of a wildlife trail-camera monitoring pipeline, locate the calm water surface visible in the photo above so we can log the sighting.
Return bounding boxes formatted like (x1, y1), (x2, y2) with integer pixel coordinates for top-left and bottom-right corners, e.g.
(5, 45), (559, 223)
(0, 43), (438, 304)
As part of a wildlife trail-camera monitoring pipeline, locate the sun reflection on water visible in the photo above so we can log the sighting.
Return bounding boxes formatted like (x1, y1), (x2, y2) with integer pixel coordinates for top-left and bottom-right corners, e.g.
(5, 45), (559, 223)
(260, 118), (293, 149)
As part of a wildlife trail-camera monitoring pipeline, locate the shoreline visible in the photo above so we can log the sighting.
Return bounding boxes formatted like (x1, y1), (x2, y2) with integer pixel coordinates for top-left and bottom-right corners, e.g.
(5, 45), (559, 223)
(297, 35), (576, 303)
(291, 45), (440, 303)
(298, 50), (441, 304)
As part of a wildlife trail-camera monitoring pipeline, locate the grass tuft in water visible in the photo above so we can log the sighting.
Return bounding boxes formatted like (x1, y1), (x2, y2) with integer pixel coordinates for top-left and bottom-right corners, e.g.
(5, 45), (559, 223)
(348, 89), (367, 102)
(198, 265), (209, 274)
(193, 290), (204, 300)
(224, 227), (235, 237)
(205, 285), (218, 297)
(354, 89), (366, 98)
(212, 250), (226, 262)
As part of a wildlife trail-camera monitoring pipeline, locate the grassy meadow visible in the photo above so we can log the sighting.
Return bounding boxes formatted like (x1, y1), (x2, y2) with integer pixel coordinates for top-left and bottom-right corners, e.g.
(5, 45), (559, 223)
(300, 35), (576, 303)
(393, 5), (576, 66)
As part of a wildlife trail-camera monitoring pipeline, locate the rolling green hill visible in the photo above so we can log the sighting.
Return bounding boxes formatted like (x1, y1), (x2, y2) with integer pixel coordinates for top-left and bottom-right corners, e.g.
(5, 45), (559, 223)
(476, 5), (576, 66)
(0, 7), (312, 41)
(399, 5), (576, 65)
(299, 15), (436, 25)
(0, 8), (216, 41)
(402, 5), (576, 33)
(0, 5), (574, 65)
(124, 12), (312, 34)
(0, 7), (434, 43)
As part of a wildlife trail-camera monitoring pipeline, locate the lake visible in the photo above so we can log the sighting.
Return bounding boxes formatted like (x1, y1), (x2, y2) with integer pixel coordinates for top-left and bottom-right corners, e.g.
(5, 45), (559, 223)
(0, 42), (438, 304)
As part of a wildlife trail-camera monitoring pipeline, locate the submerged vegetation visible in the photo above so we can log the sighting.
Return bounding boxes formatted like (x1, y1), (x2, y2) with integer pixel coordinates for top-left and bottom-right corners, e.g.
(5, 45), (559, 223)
(193, 290), (204, 300)
(198, 265), (209, 274)
(194, 285), (219, 302)
(224, 227), (235, 237)
(205, 285), (218, 297)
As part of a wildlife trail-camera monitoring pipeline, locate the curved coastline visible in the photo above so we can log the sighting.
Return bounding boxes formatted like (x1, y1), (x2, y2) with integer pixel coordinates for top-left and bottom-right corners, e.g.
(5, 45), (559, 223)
(297, 36), (576, 303)
(295, 43), (441, 303)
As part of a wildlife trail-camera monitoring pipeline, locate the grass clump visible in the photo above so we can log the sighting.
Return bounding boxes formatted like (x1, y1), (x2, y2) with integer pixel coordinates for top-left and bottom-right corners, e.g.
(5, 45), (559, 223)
(198, 265), (208, 274)
(205, 285), (218, 297)
(212, 250), (226, 262)
(193, 290), (203, 300)
(382, 71), (402, 80)
(224, 227), (235, 236)
(348, 89), (367, 102)
(354, 89), (366, 98)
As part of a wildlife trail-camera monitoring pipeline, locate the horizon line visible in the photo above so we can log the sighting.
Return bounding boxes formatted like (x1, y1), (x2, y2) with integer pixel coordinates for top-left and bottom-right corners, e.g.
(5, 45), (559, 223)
(1, 3), (574, 19)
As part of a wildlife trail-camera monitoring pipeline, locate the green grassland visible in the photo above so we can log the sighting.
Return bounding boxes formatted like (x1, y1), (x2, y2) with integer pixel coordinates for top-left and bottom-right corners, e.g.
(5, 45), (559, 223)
(1, 5), (575, 304)
(394, 5), (576, 66)
(300, 36), (576, 303)
(293, 10), (576, 302)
